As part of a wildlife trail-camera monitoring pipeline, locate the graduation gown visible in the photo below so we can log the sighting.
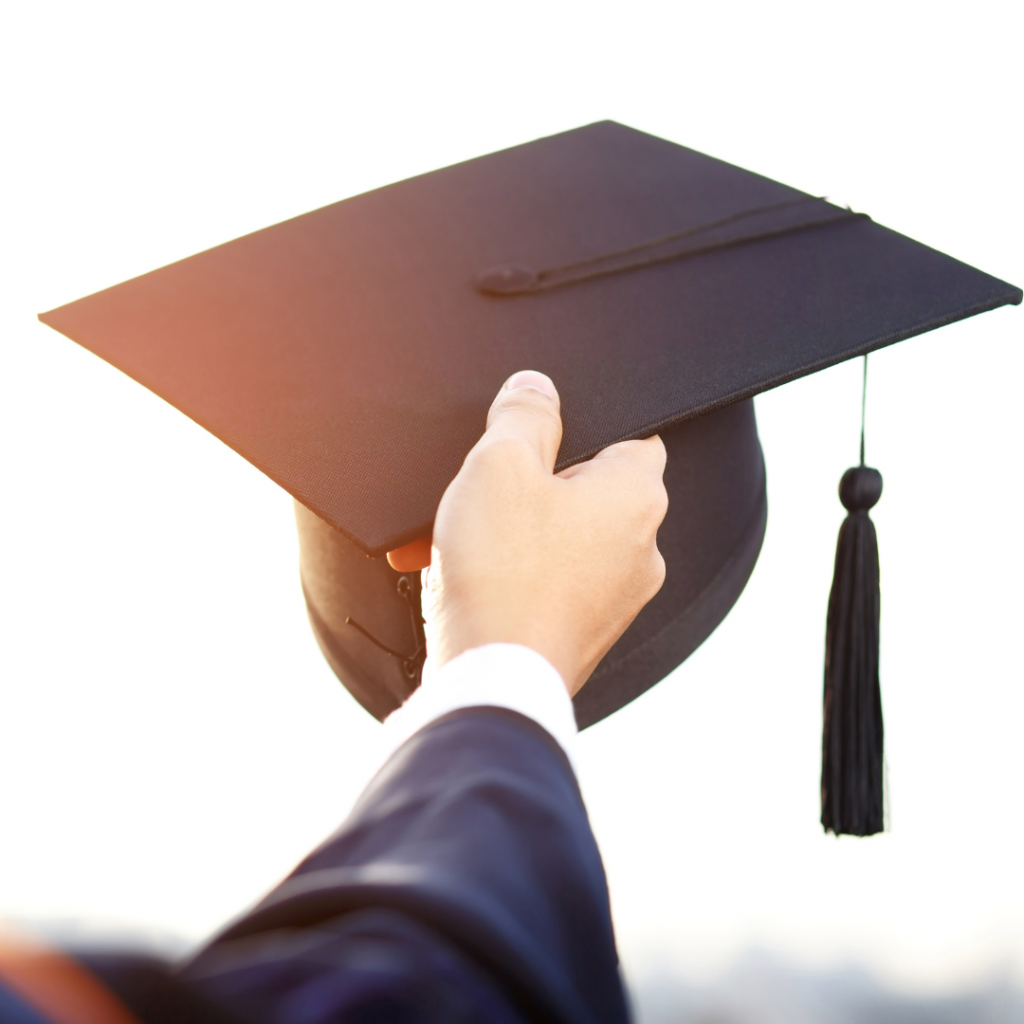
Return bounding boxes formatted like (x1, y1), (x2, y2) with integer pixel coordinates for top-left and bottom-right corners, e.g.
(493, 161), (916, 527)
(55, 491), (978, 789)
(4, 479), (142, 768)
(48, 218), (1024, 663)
(65, 708), (630, 1024)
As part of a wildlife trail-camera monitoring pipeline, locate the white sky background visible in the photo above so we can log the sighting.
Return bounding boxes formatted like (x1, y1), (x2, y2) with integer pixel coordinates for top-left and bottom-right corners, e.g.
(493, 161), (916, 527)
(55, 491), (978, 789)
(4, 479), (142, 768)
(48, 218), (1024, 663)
(1, 0), (1021, 1003)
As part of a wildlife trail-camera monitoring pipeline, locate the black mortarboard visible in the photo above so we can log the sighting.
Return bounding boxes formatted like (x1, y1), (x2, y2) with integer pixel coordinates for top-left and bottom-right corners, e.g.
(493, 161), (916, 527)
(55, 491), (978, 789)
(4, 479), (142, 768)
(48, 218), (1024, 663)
(39, 121), (1020, 835)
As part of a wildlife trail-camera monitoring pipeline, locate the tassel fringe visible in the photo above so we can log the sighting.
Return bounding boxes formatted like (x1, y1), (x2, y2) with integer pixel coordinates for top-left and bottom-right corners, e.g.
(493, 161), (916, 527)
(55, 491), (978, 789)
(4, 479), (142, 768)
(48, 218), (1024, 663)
(821, 465), (884, 836)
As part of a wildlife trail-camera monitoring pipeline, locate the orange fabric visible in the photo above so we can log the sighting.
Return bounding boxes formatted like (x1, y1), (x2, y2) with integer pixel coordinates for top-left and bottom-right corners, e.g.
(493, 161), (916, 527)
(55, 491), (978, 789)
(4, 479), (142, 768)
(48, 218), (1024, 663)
(387, 534), (433, 572)
(0, 938), (140, 1024)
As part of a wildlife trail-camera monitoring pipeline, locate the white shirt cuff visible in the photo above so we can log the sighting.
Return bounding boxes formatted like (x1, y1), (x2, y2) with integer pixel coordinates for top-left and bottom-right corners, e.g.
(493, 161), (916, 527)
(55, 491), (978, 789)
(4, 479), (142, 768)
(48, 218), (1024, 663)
(380, 643), (579, 769)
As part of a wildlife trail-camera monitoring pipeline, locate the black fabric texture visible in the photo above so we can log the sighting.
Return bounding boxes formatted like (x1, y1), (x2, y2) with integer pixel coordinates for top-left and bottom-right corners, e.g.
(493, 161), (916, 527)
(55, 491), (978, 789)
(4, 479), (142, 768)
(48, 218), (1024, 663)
(53, 709), (624, 1024)
(184, 910), (531, 1024)
(38, 120), (1021, 557)
(185, 708), (629, 1024)
(298, 399), (766, 728)
(72, 953), (252, 1024)
(574, 398), (766, 727)
(296, 500), (425, 720)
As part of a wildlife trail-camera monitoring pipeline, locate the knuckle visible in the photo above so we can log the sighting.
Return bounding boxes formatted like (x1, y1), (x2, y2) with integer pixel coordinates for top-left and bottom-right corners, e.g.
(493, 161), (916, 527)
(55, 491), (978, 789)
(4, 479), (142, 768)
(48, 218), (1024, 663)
(650, 479), (669, 521)
(609, 438), (646, 458)
(649, 549), (667, 595)
(592, 439), (636, 463)
(640, 437), (668, 480)
(488, 433), (535, 461)
(471, 434), (536, 474)
(647, 433), (667, 464)
(491, 389), (561, 426)
(606, 436), (668, 481)
(624, 469), (668, 529)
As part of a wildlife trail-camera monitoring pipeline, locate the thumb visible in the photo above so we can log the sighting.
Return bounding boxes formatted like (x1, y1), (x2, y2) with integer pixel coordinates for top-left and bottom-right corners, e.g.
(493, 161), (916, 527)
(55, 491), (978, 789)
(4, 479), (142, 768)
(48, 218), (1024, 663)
(483, 370), (563, 470)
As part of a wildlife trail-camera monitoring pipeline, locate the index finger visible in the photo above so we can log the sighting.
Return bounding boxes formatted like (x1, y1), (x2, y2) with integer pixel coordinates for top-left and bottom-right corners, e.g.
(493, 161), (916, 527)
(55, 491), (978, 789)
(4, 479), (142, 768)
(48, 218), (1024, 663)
(557, 434), (667, 479)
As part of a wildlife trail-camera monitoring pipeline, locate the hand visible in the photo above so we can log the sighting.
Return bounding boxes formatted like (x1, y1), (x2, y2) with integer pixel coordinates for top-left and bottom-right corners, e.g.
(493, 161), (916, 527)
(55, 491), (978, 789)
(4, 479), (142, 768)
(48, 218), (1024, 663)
(389, 371), (668, 696)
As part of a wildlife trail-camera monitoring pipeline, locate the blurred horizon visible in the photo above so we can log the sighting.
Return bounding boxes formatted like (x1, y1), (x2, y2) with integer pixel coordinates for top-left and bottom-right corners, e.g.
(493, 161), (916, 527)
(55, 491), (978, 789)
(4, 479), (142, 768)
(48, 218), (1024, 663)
(6, 917), (1023, 1023)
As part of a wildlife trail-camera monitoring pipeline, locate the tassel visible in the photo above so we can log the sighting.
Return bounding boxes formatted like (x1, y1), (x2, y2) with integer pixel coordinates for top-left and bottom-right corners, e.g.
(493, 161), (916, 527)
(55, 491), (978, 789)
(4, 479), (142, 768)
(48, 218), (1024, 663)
(821, 356), (884, 837)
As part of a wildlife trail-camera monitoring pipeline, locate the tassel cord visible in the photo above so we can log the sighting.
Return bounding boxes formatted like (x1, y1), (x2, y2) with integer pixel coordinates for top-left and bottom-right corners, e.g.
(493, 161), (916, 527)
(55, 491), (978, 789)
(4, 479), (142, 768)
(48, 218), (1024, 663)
(821, 354), (884, 837)
(860, 354), (868, 467)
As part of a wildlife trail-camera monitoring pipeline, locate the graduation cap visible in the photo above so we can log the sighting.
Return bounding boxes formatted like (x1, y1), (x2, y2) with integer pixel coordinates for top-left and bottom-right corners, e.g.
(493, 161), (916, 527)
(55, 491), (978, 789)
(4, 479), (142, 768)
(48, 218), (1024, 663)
(39, 121), (1020, 837)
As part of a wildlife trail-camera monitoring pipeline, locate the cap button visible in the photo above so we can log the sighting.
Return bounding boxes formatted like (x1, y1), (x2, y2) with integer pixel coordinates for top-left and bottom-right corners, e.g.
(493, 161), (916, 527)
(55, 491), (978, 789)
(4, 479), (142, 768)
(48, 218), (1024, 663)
(476, 265), (538, 296)
(839, 466), (883, 511)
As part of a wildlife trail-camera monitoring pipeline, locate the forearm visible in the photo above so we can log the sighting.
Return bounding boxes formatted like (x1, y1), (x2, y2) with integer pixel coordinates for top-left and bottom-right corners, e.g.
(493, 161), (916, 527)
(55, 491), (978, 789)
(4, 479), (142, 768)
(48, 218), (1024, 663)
(184, 696), (627, 1024)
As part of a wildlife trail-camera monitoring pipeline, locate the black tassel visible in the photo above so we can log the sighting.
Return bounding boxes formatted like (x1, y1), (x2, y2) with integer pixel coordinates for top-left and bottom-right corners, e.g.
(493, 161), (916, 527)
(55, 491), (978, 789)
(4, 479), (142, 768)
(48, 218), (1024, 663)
(821, 356), (885, 837)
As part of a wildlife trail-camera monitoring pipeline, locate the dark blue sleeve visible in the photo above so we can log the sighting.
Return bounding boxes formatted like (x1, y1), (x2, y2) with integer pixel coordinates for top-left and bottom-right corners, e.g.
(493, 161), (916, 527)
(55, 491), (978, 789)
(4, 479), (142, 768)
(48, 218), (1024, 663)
(182, 707), (631, 1024)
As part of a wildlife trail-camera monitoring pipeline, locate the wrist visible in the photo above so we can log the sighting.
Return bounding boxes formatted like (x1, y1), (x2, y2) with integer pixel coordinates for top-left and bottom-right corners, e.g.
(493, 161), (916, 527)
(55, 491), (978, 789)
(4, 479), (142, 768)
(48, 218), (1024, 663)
(380, 643), (580, 771)
(429, 612), (580, 695)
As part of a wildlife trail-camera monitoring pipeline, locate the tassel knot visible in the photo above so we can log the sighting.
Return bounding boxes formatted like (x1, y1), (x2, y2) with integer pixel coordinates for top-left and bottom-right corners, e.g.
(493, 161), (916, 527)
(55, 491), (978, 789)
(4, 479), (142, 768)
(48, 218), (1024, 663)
(839, 465), (882, 512)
